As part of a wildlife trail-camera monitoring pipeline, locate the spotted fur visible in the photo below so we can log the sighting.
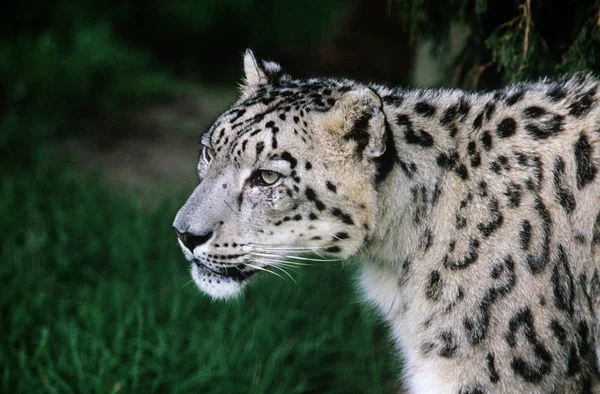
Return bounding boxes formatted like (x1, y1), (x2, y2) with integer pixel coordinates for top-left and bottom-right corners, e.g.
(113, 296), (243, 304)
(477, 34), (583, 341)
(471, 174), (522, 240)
(173, 50), (600, 393)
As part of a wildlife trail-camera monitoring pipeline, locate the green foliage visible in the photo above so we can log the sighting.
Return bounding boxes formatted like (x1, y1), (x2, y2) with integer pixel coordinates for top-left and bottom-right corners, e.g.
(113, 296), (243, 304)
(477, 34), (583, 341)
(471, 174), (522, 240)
(485, 7), (551, 83)
(392, 0), (600, 85)
(0, 112), (52, 169)
(557, 9), (600, 74)
(0, 23), (185, 136)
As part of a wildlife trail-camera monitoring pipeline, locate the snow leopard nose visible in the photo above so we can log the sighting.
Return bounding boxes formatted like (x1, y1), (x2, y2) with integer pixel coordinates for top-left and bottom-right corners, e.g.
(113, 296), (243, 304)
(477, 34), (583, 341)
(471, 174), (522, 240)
(173, 227), (214, 252)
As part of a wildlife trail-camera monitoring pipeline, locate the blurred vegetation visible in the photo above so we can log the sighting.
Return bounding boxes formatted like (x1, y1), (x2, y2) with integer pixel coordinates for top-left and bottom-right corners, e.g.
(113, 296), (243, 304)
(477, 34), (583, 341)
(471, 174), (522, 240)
(393, 0), (600, 88)
(1, 24), (185, 148)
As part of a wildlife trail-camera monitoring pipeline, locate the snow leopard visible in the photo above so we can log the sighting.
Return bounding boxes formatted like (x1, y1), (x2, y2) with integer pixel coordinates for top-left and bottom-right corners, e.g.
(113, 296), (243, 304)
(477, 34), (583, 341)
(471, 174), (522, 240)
(173, 50), (600, 393)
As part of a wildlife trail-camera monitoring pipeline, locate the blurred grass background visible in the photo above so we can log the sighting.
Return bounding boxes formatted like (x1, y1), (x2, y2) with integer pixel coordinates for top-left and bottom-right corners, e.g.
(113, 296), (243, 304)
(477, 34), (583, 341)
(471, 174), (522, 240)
(2, 0), (598, 392)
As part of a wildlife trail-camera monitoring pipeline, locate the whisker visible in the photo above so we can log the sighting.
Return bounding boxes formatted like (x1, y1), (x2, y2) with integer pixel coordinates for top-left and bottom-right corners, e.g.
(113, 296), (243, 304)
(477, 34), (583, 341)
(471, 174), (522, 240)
(255, 257), (311, 268)
(237, 263), (267, 273)
(260, 249), (319, 255)
(254, 247), (324, 253)
(252, 252), (340, 262)
(252, 257), (287, 266)
(330, 232), (342, 241)
(249, 243), (327, 250)
(250, 260), (299, 285)
(252, 252), (284, 259)
(282, 254), (342, 263)
(252, 258), (307, 274)
(277, 261), (311, 267)
(182, 278), (196, 288)
(269, 265), (298, 286)
(250, 252), (284, 261)
(245, 263), (284, 280)
(310, 248), (327, 258)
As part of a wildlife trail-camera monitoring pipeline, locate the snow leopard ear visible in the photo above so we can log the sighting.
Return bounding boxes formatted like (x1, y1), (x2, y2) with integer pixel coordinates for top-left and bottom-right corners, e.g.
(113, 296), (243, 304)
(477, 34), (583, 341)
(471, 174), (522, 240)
(321, 88), (387, 160)
(241, 49), (290, 97)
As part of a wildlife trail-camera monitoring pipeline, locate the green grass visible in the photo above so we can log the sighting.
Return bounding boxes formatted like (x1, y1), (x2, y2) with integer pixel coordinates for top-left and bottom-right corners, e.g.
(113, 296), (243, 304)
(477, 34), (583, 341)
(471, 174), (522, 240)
(0, 149), (399, 393)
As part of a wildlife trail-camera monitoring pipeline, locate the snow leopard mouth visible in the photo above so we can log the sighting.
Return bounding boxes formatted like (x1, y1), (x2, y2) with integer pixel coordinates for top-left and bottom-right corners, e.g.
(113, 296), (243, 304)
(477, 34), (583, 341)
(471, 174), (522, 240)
(193, 260), (258, 281)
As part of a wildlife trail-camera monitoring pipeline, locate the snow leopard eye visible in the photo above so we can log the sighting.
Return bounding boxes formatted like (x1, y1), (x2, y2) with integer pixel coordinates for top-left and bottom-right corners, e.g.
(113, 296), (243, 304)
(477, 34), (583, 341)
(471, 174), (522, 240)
(202, 146), (215, 164)
(253, 170), (281, 186)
